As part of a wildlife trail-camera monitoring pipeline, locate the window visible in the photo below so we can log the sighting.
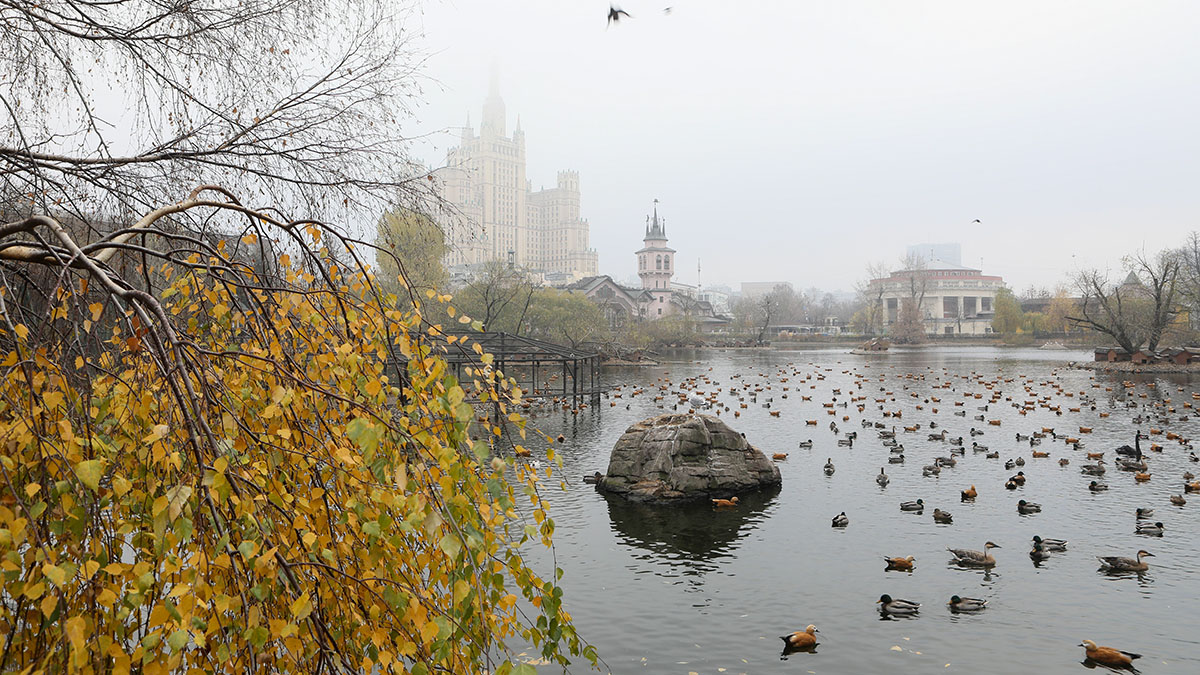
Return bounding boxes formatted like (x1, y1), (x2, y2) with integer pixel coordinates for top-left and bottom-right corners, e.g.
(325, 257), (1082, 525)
(656, 255), (662, 270)
(664, 256), (670, 271)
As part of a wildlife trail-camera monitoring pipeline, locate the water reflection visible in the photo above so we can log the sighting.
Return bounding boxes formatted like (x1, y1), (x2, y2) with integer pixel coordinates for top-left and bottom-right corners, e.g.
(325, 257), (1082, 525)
(603, 484), (780, 575)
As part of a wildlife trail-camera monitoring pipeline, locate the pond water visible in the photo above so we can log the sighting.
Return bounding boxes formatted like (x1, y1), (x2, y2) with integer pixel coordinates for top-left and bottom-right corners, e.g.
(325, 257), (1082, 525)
(516, 346), (1200, 674)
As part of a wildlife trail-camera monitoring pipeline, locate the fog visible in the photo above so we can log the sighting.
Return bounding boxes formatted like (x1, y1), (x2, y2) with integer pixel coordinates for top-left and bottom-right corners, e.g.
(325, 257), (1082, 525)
(410, 0), (1200, 292)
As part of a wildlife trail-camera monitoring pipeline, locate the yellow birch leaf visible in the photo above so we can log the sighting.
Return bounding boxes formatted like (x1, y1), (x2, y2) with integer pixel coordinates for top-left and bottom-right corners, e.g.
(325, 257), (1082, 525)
(65, 616), (86, 651)
(75, 459), (104, 492)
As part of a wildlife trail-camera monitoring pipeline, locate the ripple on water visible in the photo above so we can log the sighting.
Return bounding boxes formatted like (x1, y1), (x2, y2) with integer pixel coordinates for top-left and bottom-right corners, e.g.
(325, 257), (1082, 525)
(510, 348), (1200, 672)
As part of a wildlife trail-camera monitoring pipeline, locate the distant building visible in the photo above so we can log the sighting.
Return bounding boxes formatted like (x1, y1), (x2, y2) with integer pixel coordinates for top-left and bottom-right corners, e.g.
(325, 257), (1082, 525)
(438, 74), (598, 281)
(870, 255), (1004, 335)
(637, 204), (676, 318)
(907, 243), (962, 266)
(698, 286), (731, 315)
(741, 281), (793, 299)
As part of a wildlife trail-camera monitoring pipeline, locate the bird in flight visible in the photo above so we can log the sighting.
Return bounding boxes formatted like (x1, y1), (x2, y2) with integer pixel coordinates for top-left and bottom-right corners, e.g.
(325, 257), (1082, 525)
(972, 219), (981, 223)
(608, 5), (632, 26)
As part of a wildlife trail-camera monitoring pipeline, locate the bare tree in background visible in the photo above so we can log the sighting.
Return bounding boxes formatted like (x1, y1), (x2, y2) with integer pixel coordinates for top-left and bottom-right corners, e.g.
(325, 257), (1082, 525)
(1070, 250), (1181, 353)
(1, 1), (434, 232)
(1176, 231), (1200, 333)
(854, 261), (889, 335)
(890, 252), (928, 343)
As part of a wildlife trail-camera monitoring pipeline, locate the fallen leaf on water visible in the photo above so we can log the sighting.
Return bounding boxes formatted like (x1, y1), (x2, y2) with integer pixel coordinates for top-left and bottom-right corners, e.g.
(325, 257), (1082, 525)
(891, 646), (903, 651)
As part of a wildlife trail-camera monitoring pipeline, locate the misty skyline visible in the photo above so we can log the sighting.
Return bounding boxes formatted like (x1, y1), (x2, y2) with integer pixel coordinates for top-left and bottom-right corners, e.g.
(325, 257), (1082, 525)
(410, 1), (1199, 293)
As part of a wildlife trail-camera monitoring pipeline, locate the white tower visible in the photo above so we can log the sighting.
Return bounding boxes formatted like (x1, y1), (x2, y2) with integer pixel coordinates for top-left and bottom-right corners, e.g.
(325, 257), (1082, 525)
(636, 200), (676, 318)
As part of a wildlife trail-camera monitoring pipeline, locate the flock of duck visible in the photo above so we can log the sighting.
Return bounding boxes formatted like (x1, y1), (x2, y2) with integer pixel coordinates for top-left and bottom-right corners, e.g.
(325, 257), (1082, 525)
(590, 358), (1200, 670)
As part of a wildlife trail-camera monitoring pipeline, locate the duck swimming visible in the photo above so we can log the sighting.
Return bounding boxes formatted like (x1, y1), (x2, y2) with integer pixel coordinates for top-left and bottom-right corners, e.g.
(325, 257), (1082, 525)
(1017, 499), (1041, 514)
(900, 499), (924, 511)
(824, 458), (835, 475)
(779, 625), (819, 650)
(1080, 639), (1141, 668)
(711, 496), (740, 508)
(877, 594), (920, 615)
(1170, 494), (1187, 506)
(1097, 549), (1154, 572)
(876, 467), (890, 487)
(1029, 541), (1051, 562)
(797, 439), (813, 449)
(1032, 535), (1067, 551)
(961, 484), (977, 501)
(884, 555), (915, 571)
(1136, 507), (1154, 519)
(583, 471), (603, 484)
(1135, 521), (1164, 536)
(1089, 480), (1109, 492)
(948, 541), (1001, 567)
(933, 508), (953, 524)
(947, 595), (987, 612)
(831, 511), (849, 528)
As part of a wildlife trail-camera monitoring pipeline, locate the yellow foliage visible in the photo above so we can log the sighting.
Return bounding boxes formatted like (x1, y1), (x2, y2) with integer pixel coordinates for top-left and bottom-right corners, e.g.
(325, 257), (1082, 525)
(0, 244), (595, 672)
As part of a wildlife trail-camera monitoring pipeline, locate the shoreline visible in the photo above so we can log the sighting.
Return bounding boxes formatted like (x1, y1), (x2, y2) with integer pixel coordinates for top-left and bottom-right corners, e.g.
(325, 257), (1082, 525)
(1073, 361), (1200, 375)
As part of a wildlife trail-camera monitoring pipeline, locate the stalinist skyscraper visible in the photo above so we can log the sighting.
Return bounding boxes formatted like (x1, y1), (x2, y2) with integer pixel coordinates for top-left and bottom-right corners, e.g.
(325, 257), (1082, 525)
(439, 73), (598, 281)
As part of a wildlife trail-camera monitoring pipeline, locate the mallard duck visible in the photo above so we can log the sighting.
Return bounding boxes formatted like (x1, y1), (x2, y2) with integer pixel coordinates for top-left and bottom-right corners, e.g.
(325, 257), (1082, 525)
(972, 441), (988, 452)
(933, 508), (953, 524)
(1005, 459), (1016, 470)
(884, 555), (915, 571)
(1015, 433), (1030, 441)
(831, 511), (849, 528)
(1136, 507), (1154, 519)
(947, 595), (987, 612)
(877, 594), (920, 615)
(1029, 541), (1051, 562)
(1017, 499), (1041, 514)
(985, 451), (999, 459)
(1089, 480), (1108, 492)
(797, 439), (813, 449)
(779, 625), (819, 649)
(888, 454), (905, 464)
(1170, 494), (1187, 506)
(1032, 535), (1067, 551)
(961, 484), (977, 501)
(823, 458), (835, 475)
(876, 467), (889, 487)
(948, 541), (1001, 567)
(1080, 640), (1141, 667)
(583, 471), (603, 484)
(1135, 521), (1164, 536)
(936, 455), (957, 467)
(1097, 549), (1154, 572)
(970, 427), (984, 436)
(900, 499), (924, 511)
(712, 496), (740, 508)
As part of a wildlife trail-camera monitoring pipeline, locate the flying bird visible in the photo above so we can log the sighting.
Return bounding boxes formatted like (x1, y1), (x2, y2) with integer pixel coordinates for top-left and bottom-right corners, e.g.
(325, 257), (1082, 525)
(608, 5), (632, 26)
(972, 219), (981, 223)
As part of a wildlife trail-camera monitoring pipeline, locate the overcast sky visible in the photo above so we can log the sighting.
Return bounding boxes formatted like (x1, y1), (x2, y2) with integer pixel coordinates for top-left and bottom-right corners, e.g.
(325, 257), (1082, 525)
(408, 0), (1200, 293)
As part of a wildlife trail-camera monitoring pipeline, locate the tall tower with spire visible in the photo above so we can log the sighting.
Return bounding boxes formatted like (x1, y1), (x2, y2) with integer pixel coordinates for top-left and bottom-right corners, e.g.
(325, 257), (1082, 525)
(636, 201), (676, 317)
(438, 72), (598, 279)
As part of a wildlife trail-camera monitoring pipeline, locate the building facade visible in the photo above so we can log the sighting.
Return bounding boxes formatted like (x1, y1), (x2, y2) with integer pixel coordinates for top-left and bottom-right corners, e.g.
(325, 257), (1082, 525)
(637, 205), (676, 318)
(872, 258), (1004, 335)
(439, 78), (598, 281)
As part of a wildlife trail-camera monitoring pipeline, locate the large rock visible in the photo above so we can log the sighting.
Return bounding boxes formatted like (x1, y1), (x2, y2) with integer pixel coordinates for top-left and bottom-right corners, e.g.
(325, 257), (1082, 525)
(597, 414), (781, 503)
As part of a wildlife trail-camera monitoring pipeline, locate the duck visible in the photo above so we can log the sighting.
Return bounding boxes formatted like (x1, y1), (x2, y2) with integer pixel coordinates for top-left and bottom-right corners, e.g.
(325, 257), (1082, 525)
(876, 467), (890, 487)
(1081, 460), (1107, 475)
(888, 454), (905, 464)
(1005, 459), (1016, 470)
(1097, 549), (1154, 572)
(831, 511), (849, 528)
(936, 455), (957, 467)
(779, 625), (819, 650)
(947, 595), (987, 612)
(1032, 535), (1067, 551)
(972, 442), (988, 452)
(823, 458), (835, 475)
(970, 427), (984, 436)
(711, 496), (740, 508)
(933, 508), (953, 524)
(884, 555), (915, 571)
(961, 484), (977, 501)
(985, 451), (999, 459)
(1079, 640), (1141, 668)
(1015, 457), (1026, 466)
(1186, 481), (1200, 493)
(900, 499), (924, 511)
(1005, 479), (1018, 490)
(1170, 494), (1187, 506)
(1010, 471), (1026, 485)
(583, 471), (603, 484)
(797, 439), (813, 449)
(1136, 507), (1154, 519)
(1017, 499), (1041, 514)
(772, 452), (789, 460)
(877, 594), (920, 615)
(1029, 541), (1051, 562)
(922, 459), (942, 477)
(948, 541), (1001, 567)
(1059, 458), (1070, 467)
(1135, 521), (1164, 536)
(1089, 480), (1109, 492)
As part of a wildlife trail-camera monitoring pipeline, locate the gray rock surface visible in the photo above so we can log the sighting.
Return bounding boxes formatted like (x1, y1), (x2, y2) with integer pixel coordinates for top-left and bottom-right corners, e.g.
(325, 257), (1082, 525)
(597, 414), (781, 503)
